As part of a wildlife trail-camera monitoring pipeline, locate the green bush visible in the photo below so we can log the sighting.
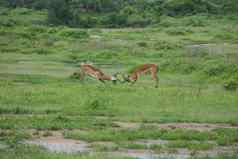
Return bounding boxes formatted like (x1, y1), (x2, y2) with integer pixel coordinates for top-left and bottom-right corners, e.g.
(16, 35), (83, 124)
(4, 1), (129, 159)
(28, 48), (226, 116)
(158, 16), (178, 27)
(0, 19), (17, 27)
(72, 16), (99, 28)
(126, 14), (152, 27)
(84, 97), (115, 116)
(163, 0), (213, 16)
(27, 25), (48, 34)
(221, 0), (238, 14)
(137, 41), (148, 48)
(32, 0), (49, 10)
(223, 78), (238, 91)
(47, 0), (72, 25)
(154, 40), (182, 50)
(184, 16), (207, 27)
(203, 62), (227, 77)
(35, 48), (52, 55)
(0, 7), (9, 15)
(214, 32), (238, 41)
(59, 29), (89, 39)
(103, 13), (128, 27)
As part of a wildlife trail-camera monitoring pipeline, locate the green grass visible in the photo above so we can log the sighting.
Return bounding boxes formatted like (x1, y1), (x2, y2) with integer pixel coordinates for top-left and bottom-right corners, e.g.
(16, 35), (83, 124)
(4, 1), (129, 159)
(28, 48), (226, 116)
(0, 115), (114, 130)
(64, 127), (216, 142)
(0, 79), (237, 123)
(167, 140), (214, 151)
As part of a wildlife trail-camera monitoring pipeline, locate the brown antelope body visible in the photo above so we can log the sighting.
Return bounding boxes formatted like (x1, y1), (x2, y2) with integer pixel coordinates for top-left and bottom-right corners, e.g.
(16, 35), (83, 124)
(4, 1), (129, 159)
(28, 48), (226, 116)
(77, 63), (116, 84)
(124, 64), (158, 88)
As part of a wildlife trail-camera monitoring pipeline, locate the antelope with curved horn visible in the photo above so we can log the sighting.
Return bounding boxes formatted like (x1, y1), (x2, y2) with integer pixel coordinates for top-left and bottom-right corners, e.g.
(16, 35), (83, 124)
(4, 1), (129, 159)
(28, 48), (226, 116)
(74, 63), (117, 84)
(118, 64), (159, 88)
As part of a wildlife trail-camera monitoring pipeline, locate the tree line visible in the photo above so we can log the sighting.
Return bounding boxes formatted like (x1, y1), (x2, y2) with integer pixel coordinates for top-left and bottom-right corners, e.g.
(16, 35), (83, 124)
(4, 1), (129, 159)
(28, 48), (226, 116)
(3, 0), (238, 28)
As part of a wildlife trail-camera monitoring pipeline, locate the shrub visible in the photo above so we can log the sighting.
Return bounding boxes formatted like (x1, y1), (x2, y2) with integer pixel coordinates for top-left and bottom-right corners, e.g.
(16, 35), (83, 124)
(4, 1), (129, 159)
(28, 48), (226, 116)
(44, 37), (57, 47)
(0, 7), (9, 15)
(0, 19), (17, 27)
(137, 42), (148, 48)
(154, 40), (182, 50)
(102, 13), (128, 27)
(159, 16), (178, 27)
(0, 107), (31, 114)
(203, 62), (227, 77)
(35, 48), (52, 55)
(223, 78), (238, 91)
(165, 27), (193, 36)
(17, 32), (36, 40)
(185, 17), (207, 27)
(126, 14), (152, 27)
(214, 33), (238, 41)
(76, 16), (99, 28)
(47, 27), (62, 34)
(95, 52), (115, 59)
(84, 97), (114, 116)
(180, 63), (198, 74)
(32, 0), (49, 10)
(59, 29), (89, 39)
(12, 8), (32, 15)
(27, 26), (48, 34)
(47, 0), (72, 25)
(163, 0), (212, 16)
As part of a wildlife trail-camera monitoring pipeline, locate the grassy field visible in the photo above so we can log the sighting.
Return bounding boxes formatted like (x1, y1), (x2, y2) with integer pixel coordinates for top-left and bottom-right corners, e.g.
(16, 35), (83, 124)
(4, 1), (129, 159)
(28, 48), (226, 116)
(0, 7), (238, 159)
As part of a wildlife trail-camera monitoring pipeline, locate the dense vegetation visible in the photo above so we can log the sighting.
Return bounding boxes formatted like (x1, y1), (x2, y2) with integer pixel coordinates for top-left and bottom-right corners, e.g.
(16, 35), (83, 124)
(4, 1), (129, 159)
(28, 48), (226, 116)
(2, 0), (238, 27)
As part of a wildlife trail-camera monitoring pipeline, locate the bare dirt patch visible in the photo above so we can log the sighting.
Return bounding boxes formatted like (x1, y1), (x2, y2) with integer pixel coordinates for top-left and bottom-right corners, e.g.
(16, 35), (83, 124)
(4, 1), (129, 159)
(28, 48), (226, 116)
(113, 121), (238, 131)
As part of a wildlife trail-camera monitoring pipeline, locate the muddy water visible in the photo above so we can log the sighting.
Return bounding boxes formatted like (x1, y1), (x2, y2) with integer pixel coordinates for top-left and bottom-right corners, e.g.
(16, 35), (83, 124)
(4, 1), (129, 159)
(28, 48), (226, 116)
(24, 136), (90, 153)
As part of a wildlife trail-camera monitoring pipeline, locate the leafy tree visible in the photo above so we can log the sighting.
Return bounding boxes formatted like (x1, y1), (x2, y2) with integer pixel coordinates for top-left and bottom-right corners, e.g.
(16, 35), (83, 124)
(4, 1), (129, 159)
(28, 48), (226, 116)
(48, 0), (72, 25)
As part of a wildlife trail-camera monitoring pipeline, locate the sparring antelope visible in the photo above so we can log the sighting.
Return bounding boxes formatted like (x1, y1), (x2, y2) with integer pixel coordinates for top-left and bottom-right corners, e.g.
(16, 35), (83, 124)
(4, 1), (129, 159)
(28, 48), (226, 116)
(118, 64), (159, 88)
(74, 63), (117, 84)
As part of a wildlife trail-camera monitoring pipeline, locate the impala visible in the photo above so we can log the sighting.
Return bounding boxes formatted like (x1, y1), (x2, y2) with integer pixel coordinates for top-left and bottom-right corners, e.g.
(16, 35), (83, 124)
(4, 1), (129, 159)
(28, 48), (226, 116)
(74, 63), (117, 84)
(119, 64), (159, 88)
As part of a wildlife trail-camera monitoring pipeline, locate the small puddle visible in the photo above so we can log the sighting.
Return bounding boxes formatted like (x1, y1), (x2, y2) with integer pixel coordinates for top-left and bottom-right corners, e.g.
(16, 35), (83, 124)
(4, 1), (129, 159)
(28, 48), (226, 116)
(24, 136), (90, 153)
